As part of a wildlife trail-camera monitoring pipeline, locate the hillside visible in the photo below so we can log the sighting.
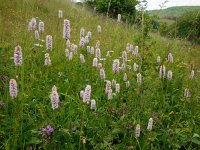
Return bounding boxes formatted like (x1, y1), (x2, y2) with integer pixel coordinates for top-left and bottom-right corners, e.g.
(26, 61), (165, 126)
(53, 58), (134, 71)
(148, 6), (200, 19)
(1, 0), (200, 149)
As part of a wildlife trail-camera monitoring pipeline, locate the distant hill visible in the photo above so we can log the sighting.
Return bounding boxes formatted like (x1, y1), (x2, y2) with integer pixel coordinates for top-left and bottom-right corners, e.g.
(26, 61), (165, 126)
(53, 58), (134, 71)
(148, 6), (200, 19)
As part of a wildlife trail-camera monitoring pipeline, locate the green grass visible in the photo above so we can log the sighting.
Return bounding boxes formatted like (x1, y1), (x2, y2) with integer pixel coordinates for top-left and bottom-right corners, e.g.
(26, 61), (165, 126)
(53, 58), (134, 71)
(0, 0), (200, 149)
(148, 6), (200, 19)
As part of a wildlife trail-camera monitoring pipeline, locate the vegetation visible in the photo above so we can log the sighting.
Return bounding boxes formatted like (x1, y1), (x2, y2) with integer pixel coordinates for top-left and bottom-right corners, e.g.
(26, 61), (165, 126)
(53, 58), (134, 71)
(1, 0), (200, 149)
(85, 0), (138, 24)
(148, 6), (200, 20)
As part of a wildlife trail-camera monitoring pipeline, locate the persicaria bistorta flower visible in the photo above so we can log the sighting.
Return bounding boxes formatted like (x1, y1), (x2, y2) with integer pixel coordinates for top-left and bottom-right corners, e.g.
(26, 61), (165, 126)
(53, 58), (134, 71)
(98, 63), (102, 69)
(135, 124), (140, 138)
(69, 52), (73, 61)
(46, 35), (52, 51)
(133, 63), (138, 72)
(190, 70), (194, 79)
(90, 47), (94, 54)
(80, 90), (84, 98)
(96, 48), (101, 59)
(91, 99), (96, 110)
(122, 51), (127, 63)
(115, 83), (120, 93)
(45, 53), (51, 66)
(83, 85), (91, 103)
(80, 27), (85, 38)
(106, 80), (112, 93)
(35, 30), (39, 40)
(117, 14), (121, 22)
(100, 68), (106, 80)
(38, 21), (44, 33)
(168, 53), (173, 64)
(159, 65), (166, 79)
(85, 36), (89, 44)
(167, 70), (173, 80)
(157, 56), (161, 63)
(30, 17), (36, 31)
(97, 25), (101, 33)
(126, 81), (130, 88)
(184, 88), (190, 97)
(63, 19), (70, 40)
(123, 73), (127, 81)
(14, 45), (23, 66)
(96, 41), (100, 48)
(133, 46), (139, 56)
(65, 49), (69, 57)
(66, 39), (70, 48)
(107, 89), (112, 100)
(137, 73), (142, 84)
(147, 118), (153, 131)
(113, 59), (120, 73)
(79, 37), (85, 48)
(58, 10), (63, 18)
(93, 58), (98, 67)
(121, 63), (126, 72)
(87, 31), (92, 39)
(87, 46), (91, 53)
(9, 79), (18, 99)
(50, 86), (59, 110)
(80, 54), (85, 64)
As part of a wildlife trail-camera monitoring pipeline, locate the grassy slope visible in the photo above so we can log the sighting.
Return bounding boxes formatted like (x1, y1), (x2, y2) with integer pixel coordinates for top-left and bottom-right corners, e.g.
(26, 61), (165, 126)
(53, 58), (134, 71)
(148, 6), (200, 19)
(0, 0), (200, 149)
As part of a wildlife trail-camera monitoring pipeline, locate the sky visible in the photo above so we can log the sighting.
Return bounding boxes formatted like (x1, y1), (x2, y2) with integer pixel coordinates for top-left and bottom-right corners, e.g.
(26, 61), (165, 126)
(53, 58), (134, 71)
(145, 0), (200, 10)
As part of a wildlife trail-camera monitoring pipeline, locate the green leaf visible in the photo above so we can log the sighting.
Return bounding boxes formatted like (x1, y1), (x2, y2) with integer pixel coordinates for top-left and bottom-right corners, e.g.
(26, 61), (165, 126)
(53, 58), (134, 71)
(192, 138), (200, 145)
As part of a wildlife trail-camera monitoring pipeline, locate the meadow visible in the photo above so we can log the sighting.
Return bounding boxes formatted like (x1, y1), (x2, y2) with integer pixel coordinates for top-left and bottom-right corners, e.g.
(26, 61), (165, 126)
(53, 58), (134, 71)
(0, 0), (200, 149)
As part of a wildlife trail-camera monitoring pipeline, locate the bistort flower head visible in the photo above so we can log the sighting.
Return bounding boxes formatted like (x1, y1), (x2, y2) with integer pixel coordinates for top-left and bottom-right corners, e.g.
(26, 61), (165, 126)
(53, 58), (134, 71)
(9, 79), (18, 99)
(14, 45), (23, 66)
(46, 35), (52, 51)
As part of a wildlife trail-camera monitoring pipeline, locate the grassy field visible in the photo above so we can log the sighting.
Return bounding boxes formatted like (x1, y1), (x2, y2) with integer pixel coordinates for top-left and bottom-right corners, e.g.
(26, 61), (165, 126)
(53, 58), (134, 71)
(148, 6), (200, 19)
(0, 0), (200, 149)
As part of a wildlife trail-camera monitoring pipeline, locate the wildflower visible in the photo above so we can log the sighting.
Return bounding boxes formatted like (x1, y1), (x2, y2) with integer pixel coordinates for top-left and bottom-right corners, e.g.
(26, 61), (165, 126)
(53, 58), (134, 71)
(52, 85), (57, 92)
(46, 35), (52, 51)
(14, 45), (23, 66)
(69, 52), (73, 61)
(167, 70), (173, 80)
(96, 48), (101, 59)
(184, 89), (190, 97)
(66, 39), (70, 48)
(133, 63), (138, 72)
(80, 90), (84, 98)
(83, 85), (91, 103)
(80, 54), (85, 63)
(113, 59), (120, 73)
(137, 73), (142, 84)
(123, 73), (127, 81)
(135, 124), (140, 138)
(157, 56), (161, 63)
(79, 37), (85, 48)
(98, 63), (102, 69)
(80, 27), (85, 38)
(130, 44), (133, 52)
(87, 46), (90, 53)
(71, 44), (78, 55)
(9, 79), (18, 99)
(30, 18), (36, 31)
(106, 80), (112, 93)
(190, 70), (194, 79)
(46, 125), (54, 135)
(50, 88), (59, 110)
(65, 49), (69, 57)
(45, 53), (51, 66)
(90, 47), (94, 54)
(96, 41), (100, 48)
(122, 63), (126, 72)
(58, 10), (63, 18)
(107, 89), (112, 100)
(35, 30), (39, 40)
(93, 58), (98, 67)
(100, 68), (106, 80)
(97, 25), (101, 33)
(126, 81), (130, 88)
(91, 99), (96, 110)
(117, 14), (121, 22)
(38, 21), (44, 33)
(85, 35), (89, 44)
(112, 79), (116, 88)
(122, 51), (127, 63)
(87, 31), (92, 39)
(115, 83), (120, 93)
(63, 19), (70, 40)
(168, 53), (173, 64)
(159, 65), (166, 79)
(133, 46), (139, 56)
(147, 118), (153, 131)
